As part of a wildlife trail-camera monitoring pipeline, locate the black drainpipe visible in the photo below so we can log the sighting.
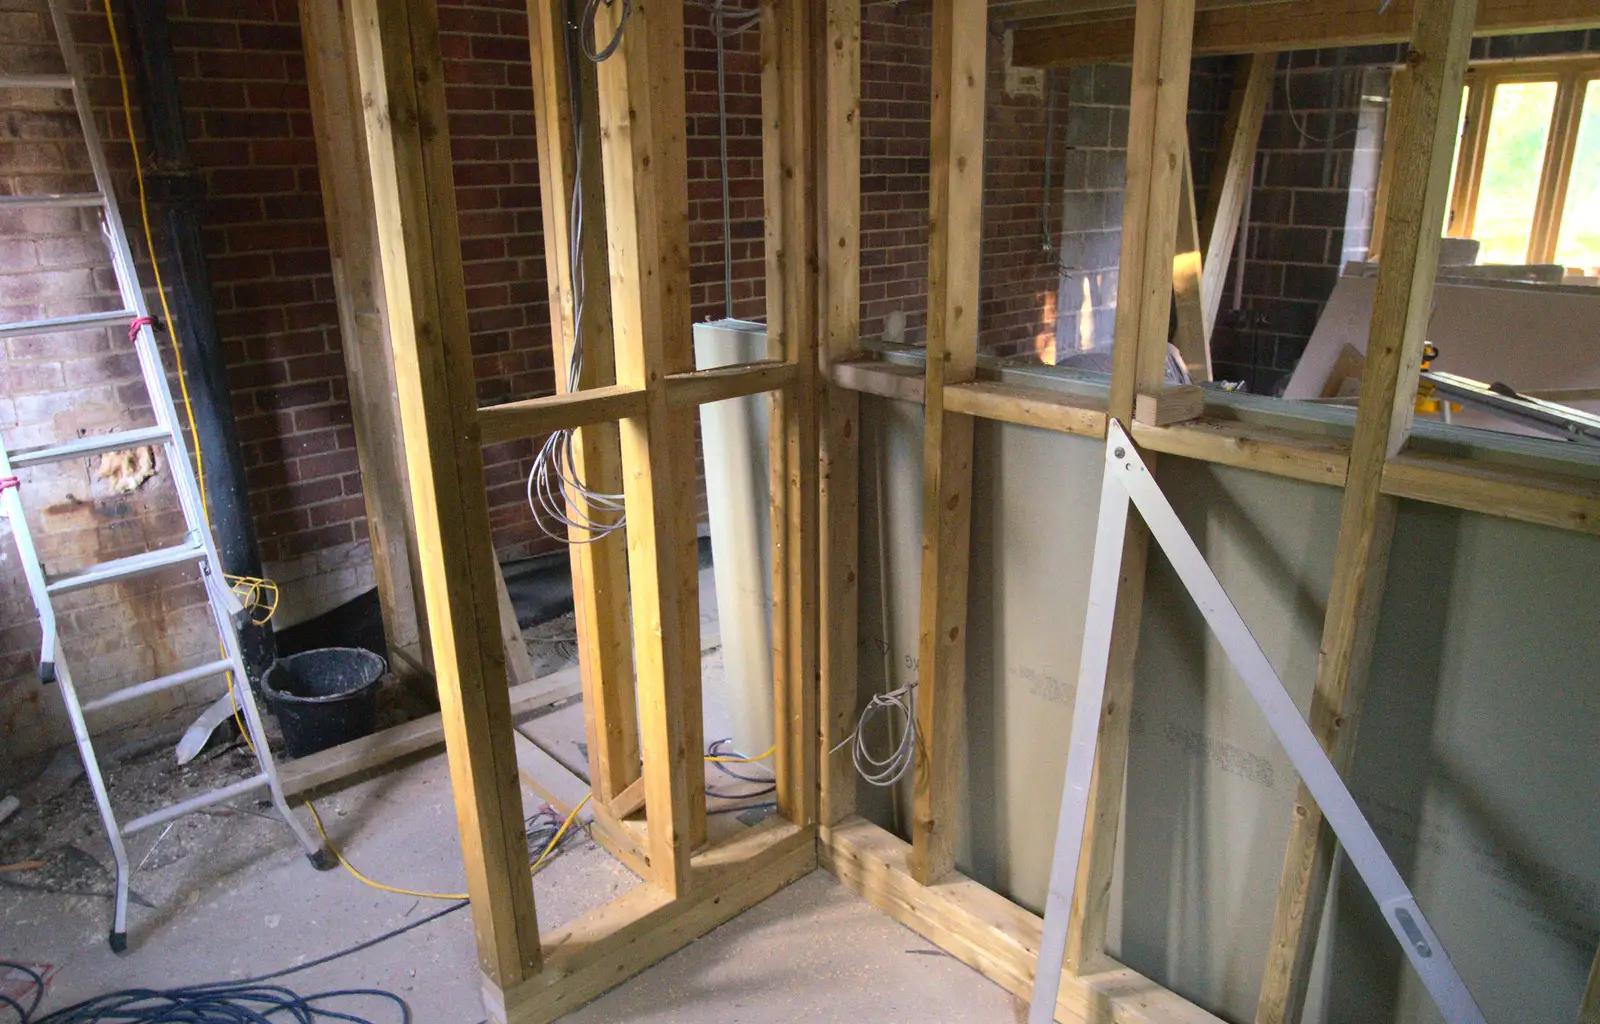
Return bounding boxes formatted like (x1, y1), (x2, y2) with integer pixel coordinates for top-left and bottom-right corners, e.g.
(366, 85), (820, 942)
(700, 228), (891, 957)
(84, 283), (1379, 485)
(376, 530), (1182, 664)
(120, 0), (275, 683)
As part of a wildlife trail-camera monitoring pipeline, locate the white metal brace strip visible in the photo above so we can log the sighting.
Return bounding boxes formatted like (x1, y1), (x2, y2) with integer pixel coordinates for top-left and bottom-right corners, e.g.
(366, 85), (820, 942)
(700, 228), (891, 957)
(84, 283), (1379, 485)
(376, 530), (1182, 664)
(1027, 420), (1486, 1024)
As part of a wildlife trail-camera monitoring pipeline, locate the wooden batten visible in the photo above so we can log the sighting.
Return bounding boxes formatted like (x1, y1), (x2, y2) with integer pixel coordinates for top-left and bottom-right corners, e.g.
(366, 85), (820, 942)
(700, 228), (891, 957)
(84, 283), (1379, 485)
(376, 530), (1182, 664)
(300, 0), (430, 680)
(347, 0), (543, 986)
(1133, 383), (1205, 427)
(944, 380), (1107, 438)
(910, 0), (987, 886)
(1011, 0), (1600, 66)
(590, 0), (704, 892)
(817, 0), (863, 828)
(1064, 0), (1194, 974)
(1197, 51), (1271, 338)
(492, 820), (816, 1024)
(821, 818), (1226, 1024)
(762, 0), (821, 828)
(1171, 150), (1209, 381)
(664, 360), (799, 408)
(476, 385), (647, 445)
(525, 0), (640, 811)
(1582, 948), (1600, 1024)
(1255, 0), (1477, 1019)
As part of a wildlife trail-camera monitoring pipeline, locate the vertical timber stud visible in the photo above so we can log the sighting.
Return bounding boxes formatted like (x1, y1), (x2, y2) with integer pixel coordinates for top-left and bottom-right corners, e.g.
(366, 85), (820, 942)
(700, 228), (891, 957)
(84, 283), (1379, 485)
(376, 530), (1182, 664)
(1198, 51), (1271, 340)
(525, 0), (641, 812)
(817, 0), (861, 828)
(1255, 0), (1476, 1021)
(592, 0), (704, 891)
(763, 0), (820, 826)
(1066, 0), (1194, 972)
(1582, 948), (1600, 1024)
(1171, 149), (1208, 381)
(348, 0), (542, 991)
(910, 0), (985, 886)
(301, 0), (431, 683)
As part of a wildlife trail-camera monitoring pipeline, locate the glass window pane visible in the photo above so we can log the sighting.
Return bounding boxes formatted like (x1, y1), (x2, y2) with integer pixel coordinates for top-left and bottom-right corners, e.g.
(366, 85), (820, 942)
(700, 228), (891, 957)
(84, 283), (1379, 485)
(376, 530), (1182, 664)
(1474, 80), (1558, 264)
(1555, 79), (1600, 273)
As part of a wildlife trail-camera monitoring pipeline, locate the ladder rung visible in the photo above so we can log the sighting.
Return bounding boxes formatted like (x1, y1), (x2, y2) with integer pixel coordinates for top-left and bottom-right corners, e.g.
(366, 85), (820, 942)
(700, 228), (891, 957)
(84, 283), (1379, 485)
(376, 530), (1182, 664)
(121, 774), (269, 836)
(0, 73), (75, 90)
(10, 425), (172, 469)
(46, 537), (205, 595)
(0, 309), (136, 341)
(80, 658), (234, 714)
(0, 192), (104, 209)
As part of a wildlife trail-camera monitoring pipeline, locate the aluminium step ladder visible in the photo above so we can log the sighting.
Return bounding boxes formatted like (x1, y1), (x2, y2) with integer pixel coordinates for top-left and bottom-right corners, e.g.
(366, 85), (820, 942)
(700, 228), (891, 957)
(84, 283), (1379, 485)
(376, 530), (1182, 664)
(0, 0), (332, 952)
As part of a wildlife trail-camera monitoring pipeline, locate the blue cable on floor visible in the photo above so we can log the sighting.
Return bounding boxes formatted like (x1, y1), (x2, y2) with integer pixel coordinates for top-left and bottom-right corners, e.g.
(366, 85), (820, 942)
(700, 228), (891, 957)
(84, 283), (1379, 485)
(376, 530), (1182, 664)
(0, 968), (410, 1024)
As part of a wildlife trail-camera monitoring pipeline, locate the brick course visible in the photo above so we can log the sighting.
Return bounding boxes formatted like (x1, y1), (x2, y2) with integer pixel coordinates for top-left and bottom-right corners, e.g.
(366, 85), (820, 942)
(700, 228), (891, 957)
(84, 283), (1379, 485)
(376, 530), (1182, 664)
(16, 4), (1506, 766)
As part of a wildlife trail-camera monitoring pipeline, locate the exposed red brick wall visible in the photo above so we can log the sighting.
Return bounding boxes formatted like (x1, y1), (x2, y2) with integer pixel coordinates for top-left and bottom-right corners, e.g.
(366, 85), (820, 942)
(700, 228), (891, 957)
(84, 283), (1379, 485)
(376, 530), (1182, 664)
(1, 0), (225, 756)
(978, 46), (1072, 363)
(859, 5), (930, 349)
(437, 0), (556, 560)
(685, 5), (764, 322)
(2, 0), (1080, 766)
(856, 6), (1069, 363)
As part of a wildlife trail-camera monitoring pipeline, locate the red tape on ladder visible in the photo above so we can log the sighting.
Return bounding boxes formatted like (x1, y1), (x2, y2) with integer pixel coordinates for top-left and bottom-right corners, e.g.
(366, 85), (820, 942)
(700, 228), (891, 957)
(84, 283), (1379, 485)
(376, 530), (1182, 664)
(127, 315), (154, 343)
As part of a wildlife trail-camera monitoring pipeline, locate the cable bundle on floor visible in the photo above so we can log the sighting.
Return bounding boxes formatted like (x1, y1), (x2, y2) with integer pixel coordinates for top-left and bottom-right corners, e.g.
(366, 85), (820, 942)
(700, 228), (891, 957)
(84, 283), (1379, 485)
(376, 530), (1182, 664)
(0, 963), (409, 1024)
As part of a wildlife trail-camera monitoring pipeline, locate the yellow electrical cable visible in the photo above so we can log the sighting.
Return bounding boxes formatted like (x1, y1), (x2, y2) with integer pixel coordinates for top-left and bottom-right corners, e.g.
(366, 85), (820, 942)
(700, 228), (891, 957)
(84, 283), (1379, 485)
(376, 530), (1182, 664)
(308, 795), (592, 901)
(530, 793), (591, 874)
(308, 804), (466, 900)
(101, 0), (202, 508)
(704, 745), (775, 764)
(102, 1), (280, 753)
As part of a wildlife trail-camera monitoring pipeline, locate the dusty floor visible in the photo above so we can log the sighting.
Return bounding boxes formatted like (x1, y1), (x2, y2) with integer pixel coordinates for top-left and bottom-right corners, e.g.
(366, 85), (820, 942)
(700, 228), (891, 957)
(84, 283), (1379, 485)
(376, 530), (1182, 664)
(0, 749), (1021, 1022)
(0, 570), (1023, 1022)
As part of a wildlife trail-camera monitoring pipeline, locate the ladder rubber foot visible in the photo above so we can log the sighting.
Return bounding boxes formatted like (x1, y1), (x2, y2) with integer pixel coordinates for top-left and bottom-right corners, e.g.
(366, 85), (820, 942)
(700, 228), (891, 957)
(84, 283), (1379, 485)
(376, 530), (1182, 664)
(309, 847), (337, 872)
(109, 930), (127, 954)
(39, 660), (54, 684)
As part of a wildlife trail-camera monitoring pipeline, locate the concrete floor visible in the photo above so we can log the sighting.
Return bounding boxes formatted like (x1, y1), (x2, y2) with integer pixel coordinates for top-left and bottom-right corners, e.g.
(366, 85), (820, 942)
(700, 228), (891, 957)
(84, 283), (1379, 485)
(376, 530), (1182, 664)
(1, 751), (1021, 1022)
(0, 566), (1022, 1021)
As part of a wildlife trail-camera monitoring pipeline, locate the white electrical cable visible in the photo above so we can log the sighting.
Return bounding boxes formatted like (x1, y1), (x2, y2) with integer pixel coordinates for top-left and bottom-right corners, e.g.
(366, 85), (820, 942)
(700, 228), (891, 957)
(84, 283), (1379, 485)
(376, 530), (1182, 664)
(690, 0), (760, 37)
(526, 1), (629, 544)
(832, 682), (918, 787)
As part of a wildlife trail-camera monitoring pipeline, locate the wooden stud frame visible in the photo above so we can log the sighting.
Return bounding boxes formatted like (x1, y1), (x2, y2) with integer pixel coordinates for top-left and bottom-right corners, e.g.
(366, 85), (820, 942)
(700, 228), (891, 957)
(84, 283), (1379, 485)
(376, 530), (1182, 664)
(821, 2), (1600, 1024)
(1010, 0), (1600, 66)
(329, 0), (819, 1019)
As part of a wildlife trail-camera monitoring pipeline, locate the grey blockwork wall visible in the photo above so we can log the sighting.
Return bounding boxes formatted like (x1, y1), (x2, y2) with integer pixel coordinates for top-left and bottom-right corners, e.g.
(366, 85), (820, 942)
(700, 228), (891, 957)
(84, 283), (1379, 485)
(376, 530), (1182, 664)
(854, 387), (1600, 1024)
(1054, 63), (1130, 358)
(1051, 60), (1231, 364)
(1054, 32), (1600, 396)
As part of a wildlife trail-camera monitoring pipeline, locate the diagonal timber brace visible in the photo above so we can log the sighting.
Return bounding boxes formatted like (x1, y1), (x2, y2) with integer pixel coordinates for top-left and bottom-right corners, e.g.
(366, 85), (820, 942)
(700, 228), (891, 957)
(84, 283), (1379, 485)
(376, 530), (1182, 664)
(1028, 420), (1487, 1024)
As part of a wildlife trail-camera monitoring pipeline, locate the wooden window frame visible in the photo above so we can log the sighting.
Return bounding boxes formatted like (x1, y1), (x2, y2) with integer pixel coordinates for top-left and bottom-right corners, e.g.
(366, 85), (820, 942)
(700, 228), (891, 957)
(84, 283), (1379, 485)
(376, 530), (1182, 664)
(1375, 55), (1600, 265)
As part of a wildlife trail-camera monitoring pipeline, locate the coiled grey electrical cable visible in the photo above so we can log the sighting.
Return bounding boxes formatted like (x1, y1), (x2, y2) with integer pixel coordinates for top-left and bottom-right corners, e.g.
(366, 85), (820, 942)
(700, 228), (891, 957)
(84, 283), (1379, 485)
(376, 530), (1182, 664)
(526, 0), (631, 543)
(690, 0), (760, 36)
(580, 0), (631, 62)
(833, 682), (918, 787)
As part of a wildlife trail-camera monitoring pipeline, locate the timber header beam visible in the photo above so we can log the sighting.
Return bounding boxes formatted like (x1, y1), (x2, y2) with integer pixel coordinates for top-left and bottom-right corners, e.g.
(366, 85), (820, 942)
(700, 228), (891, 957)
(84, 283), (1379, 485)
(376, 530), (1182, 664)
(1012, 0), (1600, 66)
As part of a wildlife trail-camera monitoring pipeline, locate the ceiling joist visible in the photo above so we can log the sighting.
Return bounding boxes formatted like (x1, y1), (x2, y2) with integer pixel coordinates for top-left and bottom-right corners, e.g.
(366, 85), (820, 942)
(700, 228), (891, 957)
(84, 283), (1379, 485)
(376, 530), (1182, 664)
(1011, 0), (1600, 66)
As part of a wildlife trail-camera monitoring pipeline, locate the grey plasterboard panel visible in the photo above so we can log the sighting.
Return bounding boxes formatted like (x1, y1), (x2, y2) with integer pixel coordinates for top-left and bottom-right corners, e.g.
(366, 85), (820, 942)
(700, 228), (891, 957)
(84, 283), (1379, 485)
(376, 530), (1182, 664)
(1323, 502), (1600, 1024)
(853, 388), (1600, 1024)
(1112, 456), (1339, 1018)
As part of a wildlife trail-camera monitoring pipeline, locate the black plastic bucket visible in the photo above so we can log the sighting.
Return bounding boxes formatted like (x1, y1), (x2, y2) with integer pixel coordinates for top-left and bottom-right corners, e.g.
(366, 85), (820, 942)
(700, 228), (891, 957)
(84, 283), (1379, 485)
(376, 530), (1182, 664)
(262, 647), (386, 758)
